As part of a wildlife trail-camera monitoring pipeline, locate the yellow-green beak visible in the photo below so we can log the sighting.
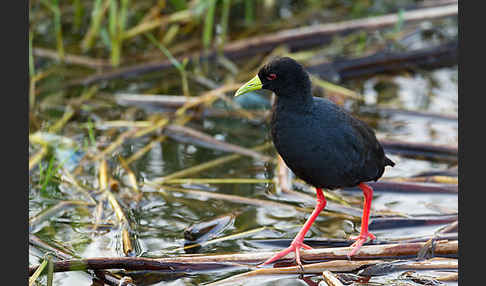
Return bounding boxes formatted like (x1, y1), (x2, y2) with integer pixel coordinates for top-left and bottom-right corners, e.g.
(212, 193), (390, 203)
(234, 75), (262, 97)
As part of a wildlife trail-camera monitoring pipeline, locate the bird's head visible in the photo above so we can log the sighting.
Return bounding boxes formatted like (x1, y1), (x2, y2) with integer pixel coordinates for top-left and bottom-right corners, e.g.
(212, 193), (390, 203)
(234, 57), (311, 98)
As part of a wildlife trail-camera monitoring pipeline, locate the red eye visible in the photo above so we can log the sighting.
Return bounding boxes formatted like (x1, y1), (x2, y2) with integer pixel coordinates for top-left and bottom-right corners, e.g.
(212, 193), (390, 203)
(266, 73), (277, 81)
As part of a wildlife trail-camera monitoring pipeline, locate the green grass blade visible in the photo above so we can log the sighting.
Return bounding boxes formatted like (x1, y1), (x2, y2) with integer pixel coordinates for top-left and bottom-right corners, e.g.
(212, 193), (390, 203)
(73, 0), (83, 30)
(203, 0), (217, 50)
(81, 0), (107, 51)
(29, 258), (48, 286)
(29, 30), (35, 77)
(169, 0), (187, 10)
(52, 0), (64, 59)
(46, 254), (54, 286)
(109, 0), (120, 66)
(219, 0), (231, 49)
(145, 33), (183, 72)
(245, 0), (254, 25)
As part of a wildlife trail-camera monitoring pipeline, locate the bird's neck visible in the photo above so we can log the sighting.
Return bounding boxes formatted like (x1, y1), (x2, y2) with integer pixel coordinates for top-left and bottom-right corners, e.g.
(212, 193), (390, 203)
(274, 91), (313, 113)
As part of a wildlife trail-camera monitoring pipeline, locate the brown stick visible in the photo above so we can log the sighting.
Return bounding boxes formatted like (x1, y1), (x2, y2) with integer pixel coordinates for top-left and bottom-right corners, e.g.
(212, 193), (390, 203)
(33, 47), (112, 69)
(380, 140), (457, 163)
(29, 235), (126, 286)
(307, 41), (457, 81)
(368, 214), (457, 230)
(205, 257), (456, 286)
(29, 240), (457, 275)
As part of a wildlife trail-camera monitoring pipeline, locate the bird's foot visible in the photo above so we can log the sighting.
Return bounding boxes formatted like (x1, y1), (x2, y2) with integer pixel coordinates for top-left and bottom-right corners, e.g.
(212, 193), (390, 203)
(259, 239), (312, 267)
(347, 232), (376, 258)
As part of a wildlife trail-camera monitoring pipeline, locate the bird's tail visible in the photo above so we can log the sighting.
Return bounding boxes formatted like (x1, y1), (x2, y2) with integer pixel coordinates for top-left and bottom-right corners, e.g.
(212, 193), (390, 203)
(385, 156), (395, 167)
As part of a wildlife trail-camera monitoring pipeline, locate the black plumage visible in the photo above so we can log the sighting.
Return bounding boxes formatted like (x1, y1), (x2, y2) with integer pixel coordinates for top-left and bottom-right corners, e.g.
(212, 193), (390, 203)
(261, 57), (394, 189)
(234, 56), (395, 266)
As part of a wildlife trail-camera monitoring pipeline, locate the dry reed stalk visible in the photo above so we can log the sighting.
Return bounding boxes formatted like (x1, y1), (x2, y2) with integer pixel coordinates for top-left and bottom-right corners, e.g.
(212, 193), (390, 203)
(29, 146), (48, 170)
(99, 159), (135, 256)
(437, 220), (458, 234)
(29, 234), (76, 260)
(93, 116), (171, 161)
(322, 270), (345, 286)
(93, 120), (152, 129)
(387, 175), (458, 184)
(132, 117), (169, 138)
(48, 107), (75, 133)
(435, 271), (458, 281)
(123, 9), (193, 40)
(33, 47), (111, 68)
(28, 255), (457, 277)
(175, 83), (243, 116)
(162, 178), (273, 184)
(275, 155), (292, 195)
(115, 94), (198, 109)
(310, 75), (361, 100)
(118, 156), (142, 198)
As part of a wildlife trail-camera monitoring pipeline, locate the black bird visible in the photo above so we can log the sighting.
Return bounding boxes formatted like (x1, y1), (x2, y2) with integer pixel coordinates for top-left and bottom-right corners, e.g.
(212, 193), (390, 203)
(234, 57), (395, 266)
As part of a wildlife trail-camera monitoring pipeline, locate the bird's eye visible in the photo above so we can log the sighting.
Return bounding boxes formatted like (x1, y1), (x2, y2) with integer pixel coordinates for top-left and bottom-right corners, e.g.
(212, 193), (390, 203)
(266, 73), (277, 81)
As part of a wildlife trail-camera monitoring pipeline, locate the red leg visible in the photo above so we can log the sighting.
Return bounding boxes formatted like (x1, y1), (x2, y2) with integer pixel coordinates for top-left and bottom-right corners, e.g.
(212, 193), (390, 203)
(260, 188), (327, 267)
(348, 183), (376, 257)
